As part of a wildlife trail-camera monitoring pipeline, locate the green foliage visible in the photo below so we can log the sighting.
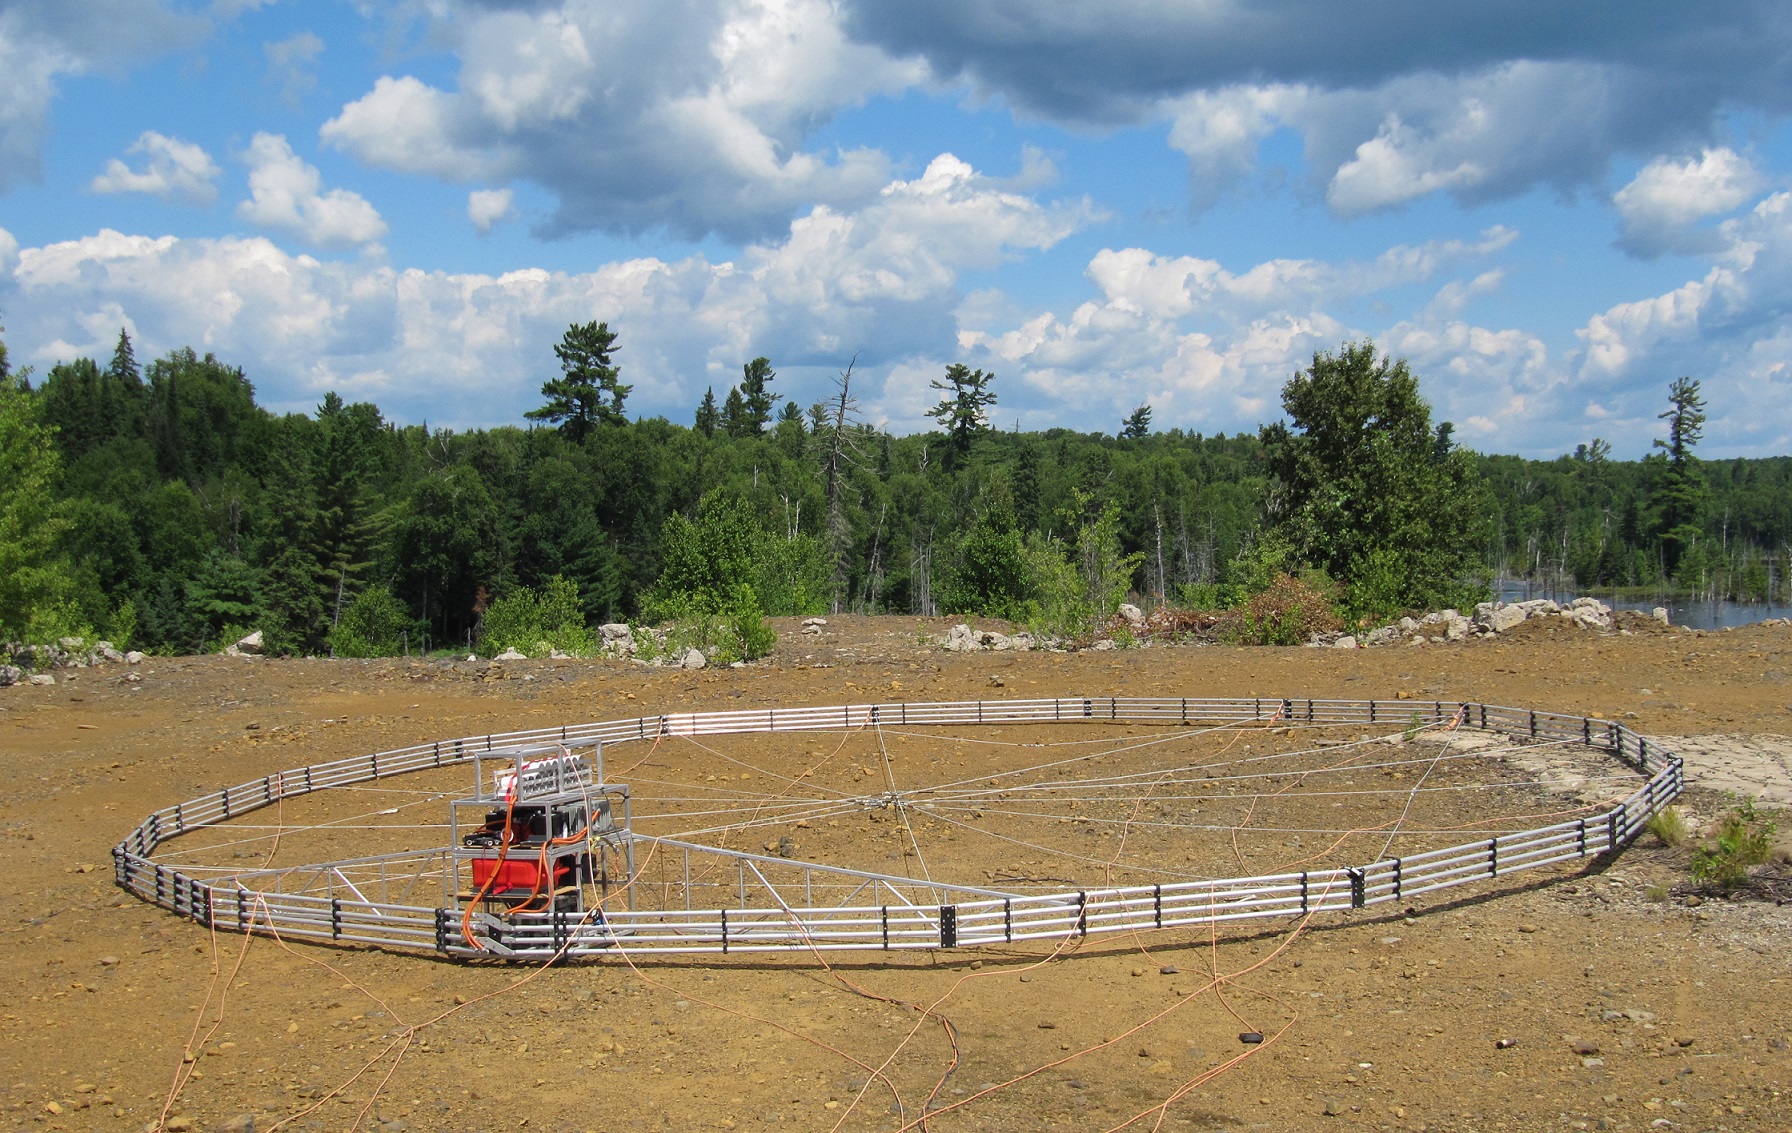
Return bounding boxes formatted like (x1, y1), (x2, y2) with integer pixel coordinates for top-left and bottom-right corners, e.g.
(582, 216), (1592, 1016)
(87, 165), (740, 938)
(1651, 377), (1708, 578)
(738, 357), (778, 437)
(527, 321), (629, 441)
(328, 586), (417, 658)
(480, 576), (596, 657)
(0, 365), (81, 644)
(1074, 493), (1144, 621)
(1120, 404), (1152, 440)
(182, 549), (264, 651)
(928, 363), (996, 460)
(648, 489), (824, 618)
(940, 487), (1029, 618)
(653, 583), (776, 664)
(1261, 341), (1490, 620)
(1019, 531), (1090, 640)
(1689, 800), (1776, 890)
(694, 387), (719, 438)
(1228, 573), (1344, 646)
(1645, 806), (1688, 848)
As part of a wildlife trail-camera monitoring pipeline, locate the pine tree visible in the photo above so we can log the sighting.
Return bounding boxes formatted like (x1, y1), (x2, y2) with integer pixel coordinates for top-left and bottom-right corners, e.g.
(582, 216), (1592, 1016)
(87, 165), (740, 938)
(1120, 404), (1152, 439)
(721, 386), (751, 437)
(739, 356), (779, 434)
(526, 321), (630, 442)
(695, 387), (719, 438)
(108, 328), (140, 388)
(927, 363), (996, 462)
(1650, 376), (1708, 577)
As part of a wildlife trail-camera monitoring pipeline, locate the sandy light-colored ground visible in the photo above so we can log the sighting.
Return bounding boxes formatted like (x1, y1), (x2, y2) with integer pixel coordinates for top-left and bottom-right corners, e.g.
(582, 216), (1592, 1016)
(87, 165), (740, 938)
(4, 615), (1792, 1133)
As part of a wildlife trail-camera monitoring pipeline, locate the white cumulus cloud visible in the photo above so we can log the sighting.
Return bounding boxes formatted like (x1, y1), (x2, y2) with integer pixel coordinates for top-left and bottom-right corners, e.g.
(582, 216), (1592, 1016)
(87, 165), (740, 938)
(320, 0), (925, 240)
(468, 188), (516, 233)
(90, 131), (221, 205)
(236, 133), (387, 250)
(1613, 148), (1765, 258)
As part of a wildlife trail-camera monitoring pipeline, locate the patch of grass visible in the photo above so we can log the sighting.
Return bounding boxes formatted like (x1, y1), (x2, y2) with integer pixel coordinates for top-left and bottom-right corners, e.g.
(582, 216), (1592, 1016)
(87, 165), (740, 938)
(1643, 884), (1670, 902)
(1645, 806), (1689, 848)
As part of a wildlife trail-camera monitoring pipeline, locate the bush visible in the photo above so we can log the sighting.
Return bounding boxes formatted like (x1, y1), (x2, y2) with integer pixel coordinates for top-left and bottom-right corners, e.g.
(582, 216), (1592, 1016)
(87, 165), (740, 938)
(329, 586), (417, 658)
(1689, 800), (1776, 890)
(1227, 573), (1343, 646)
(480, 576), (596, 657)
(654, 584), (776, 663)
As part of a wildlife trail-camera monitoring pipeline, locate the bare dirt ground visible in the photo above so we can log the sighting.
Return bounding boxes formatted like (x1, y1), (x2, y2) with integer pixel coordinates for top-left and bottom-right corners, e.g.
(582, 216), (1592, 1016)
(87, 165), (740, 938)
(4, 615), (1792, 1133)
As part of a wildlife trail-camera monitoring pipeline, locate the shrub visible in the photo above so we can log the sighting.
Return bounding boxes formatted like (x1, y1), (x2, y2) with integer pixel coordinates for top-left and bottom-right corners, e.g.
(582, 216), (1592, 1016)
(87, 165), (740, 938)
(1689, 800), (1776, 890)
(1227, 573), (1343, 646)
(480, 576), (596, 657)
(329, 586), (417, 658)
(655, 584), (776, 663)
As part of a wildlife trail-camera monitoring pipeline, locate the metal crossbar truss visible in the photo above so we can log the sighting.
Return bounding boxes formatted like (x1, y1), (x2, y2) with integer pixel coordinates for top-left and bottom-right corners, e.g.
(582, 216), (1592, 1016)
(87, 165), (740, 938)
(113, 697), (1684, 960)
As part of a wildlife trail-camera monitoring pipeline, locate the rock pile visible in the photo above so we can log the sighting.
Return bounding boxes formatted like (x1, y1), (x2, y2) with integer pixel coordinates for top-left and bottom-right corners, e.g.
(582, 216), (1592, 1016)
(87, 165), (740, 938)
(0, 637), (141, 686)
(1336, 597), (1643, 648)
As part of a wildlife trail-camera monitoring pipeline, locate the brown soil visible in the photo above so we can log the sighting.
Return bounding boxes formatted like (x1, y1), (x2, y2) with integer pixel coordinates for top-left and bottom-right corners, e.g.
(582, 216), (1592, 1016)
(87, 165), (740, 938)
(4, 616), (1792, 1133)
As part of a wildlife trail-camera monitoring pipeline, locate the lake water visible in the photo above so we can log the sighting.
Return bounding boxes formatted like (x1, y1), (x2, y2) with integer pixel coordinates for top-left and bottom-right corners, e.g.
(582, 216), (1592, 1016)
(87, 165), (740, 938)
(1494, 581), (1786, 631)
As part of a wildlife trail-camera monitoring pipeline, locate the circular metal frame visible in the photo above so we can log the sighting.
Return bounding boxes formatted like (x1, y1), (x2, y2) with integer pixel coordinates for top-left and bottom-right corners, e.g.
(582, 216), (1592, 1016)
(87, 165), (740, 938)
(113, 697), (1684, 961)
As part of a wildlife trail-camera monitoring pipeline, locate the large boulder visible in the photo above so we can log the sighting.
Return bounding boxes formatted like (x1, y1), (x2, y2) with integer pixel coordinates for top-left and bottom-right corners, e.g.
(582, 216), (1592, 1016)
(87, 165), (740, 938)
(0, 664), (21, 687)
(494, 647), (528, 661)
(681, 648), (707, 670)
(1474, 603), (1528, 634)
(1117, 603), (1146, 627)
(943, 623), (980, 652)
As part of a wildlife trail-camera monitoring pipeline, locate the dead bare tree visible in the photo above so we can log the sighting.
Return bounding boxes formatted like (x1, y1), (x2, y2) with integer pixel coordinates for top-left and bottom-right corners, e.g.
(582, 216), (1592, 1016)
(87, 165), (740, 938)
(818, 355), (867, 614)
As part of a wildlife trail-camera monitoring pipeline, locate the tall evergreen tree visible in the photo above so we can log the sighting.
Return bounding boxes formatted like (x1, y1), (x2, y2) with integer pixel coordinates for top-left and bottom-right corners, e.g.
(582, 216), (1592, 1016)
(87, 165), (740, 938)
(721, 386), (751, 437)
(739, 356), (779, 435)
(1120, 404), (1152, 439)
(526, 321), (630, 441)
(1651, 376), (1708, 577)
(694, 387), (719, 438)
(927, 363), (996, 462)
(108, 328), (140, 388)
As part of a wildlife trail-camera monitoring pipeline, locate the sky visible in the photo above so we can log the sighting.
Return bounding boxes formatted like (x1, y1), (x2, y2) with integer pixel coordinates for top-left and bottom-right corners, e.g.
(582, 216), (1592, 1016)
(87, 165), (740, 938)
(2, 1), (1790, 459)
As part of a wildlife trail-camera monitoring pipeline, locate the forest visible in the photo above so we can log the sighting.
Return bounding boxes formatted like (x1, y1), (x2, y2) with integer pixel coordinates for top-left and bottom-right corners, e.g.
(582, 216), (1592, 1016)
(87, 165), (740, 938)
(1, 321), (1788, 659)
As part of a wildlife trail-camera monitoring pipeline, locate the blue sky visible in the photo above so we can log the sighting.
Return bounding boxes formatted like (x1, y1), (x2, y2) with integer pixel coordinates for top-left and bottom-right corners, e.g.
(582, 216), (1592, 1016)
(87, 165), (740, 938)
(3, 1), (1791, 458)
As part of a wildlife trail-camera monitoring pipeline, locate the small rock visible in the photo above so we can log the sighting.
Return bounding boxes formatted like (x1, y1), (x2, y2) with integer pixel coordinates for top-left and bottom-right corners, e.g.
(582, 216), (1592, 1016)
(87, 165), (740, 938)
(495, 647), (527, 661)
(1673, 1036), (1694, 1048)
(1518, 923), (1539, 933)
(166, 1117), (194, 1132)
(1037, 1020), (1057, 1029)
(1582, 1057), (1606, 1069)
(234, 630), (264, 655)
(1570, 1038), (1601, 1056)
(28, 673), (55, 686)
(1333, 635), (1358, 649)
(1323, 1098), (1343, 1117)
(1652, 607), (1669, 624)
(1682, 894), (1702, 908)
(1496, 1038), (1518, 1049)
(98, 955), (119, 967)
(44, 1101), (63, 1115)
(802, 617), (828, 627)
(682, 648), (707, 670)
(222, 1115), (257, 1133)
(1159, 964), (1179, 975)
(1239, 1032), (1264, 1044)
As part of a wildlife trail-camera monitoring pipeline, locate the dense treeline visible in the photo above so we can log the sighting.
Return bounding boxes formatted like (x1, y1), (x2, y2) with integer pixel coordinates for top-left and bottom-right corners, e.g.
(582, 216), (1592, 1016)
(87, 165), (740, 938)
(2, 323), (1787, 657)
